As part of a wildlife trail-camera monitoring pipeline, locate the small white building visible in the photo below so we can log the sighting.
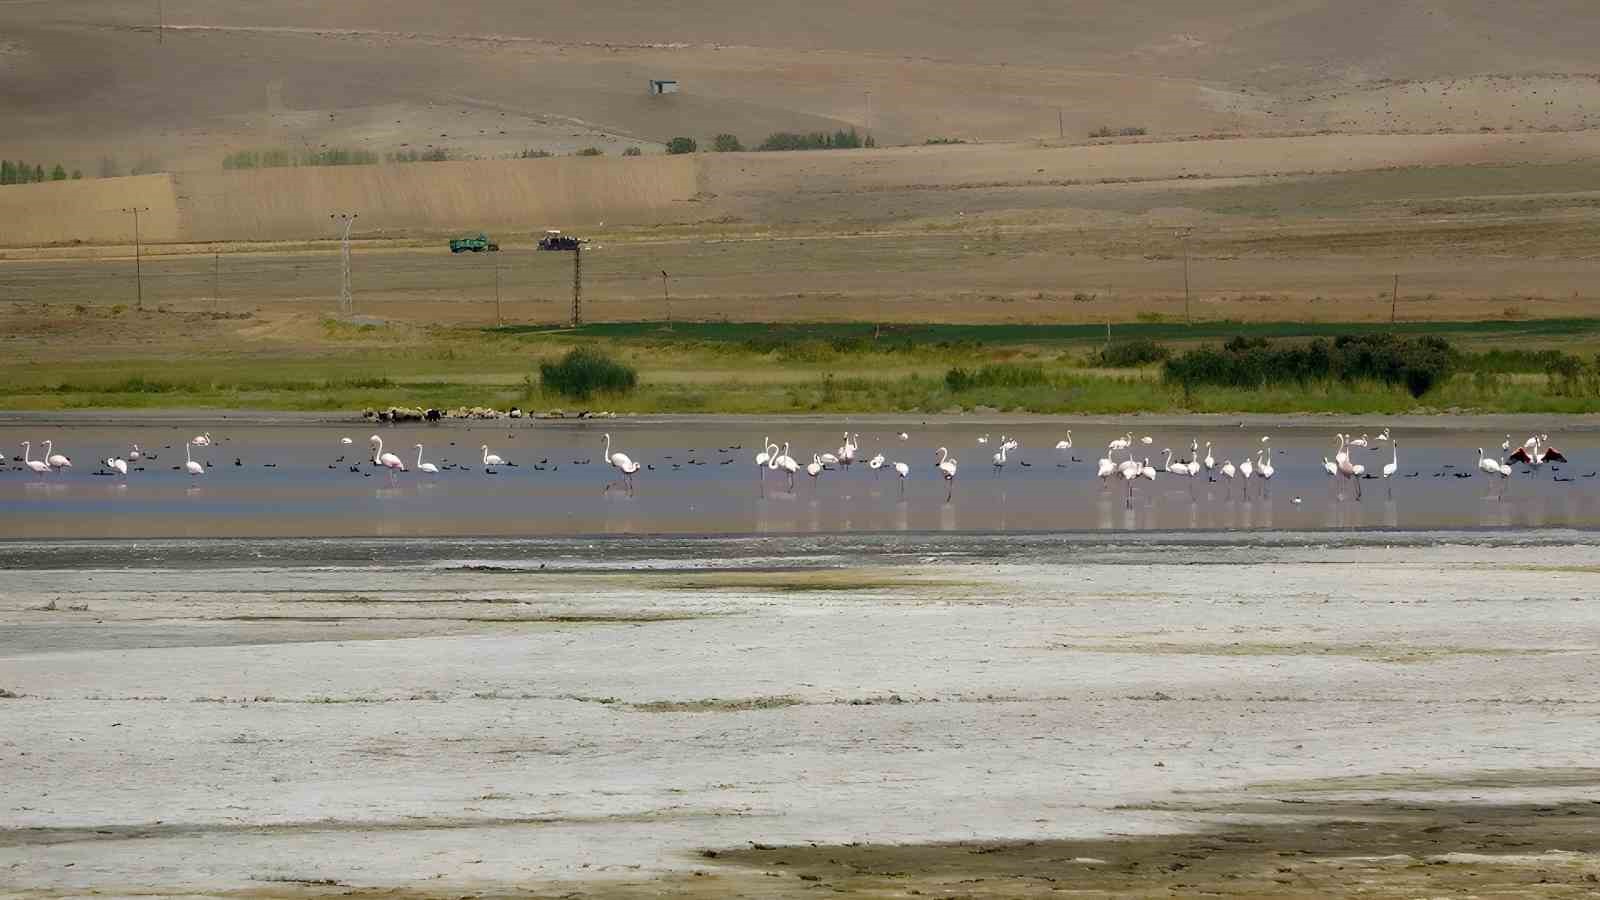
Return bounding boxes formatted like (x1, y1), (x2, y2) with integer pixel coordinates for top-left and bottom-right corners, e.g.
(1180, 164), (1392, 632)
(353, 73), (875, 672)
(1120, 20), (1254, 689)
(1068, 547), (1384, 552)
(648, 79), (679, 95)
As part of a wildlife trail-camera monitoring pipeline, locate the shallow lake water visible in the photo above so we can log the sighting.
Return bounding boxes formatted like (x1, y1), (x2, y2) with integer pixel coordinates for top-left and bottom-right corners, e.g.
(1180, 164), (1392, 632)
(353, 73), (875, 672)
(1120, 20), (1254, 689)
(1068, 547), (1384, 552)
(2, 419), (1597, 539)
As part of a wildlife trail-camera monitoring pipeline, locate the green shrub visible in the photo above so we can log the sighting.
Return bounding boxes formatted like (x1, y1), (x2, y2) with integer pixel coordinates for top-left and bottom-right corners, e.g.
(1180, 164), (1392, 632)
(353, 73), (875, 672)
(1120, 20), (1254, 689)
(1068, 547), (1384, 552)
(712, 133), (744, 152)
(622, 147), (643, 157)
(539, 347), (639, 399)
(1164, 333), (1458, 398)
(1093, 339), (1170, 368)
(758, 128), (865, 151)
(945, 363), (1050, 392)
(517, 148), (553, 159)
(924, 137), (966, 145)
(666, 137), (698, 154)
(575, 147), (604, 156)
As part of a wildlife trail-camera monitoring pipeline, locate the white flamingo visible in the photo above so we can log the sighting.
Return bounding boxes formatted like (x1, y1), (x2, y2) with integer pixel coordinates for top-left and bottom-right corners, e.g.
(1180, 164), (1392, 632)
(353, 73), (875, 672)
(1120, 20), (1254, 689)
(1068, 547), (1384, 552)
(1219, 458), (1237, 498)
(1508, 436), (1567, 470)
(892, 461), (910, 495)
(1119, 456), (1142, 507)
(1202, 442), (1215, 473)
(1257, 449), (1274, 494)
(977, 433), (989, 445)
(1348, 434), (1369, 449)
(481, 444), (505, 470)
(184, 443), (204, 478)
(106, 456), (129, 477)
(1108, 432), (1133, 452)
(1096, 455), (1117, 484)
(1054, 430), (1073, 450)
(755, 437), (778, 487)
(603, 433), (640, 493)
(991, 442), (1008, 474)
(370, 435), (406, 472)
(1380, 441), (1398, 495)
(897, 432), (909, 441)
(128, 444), (143, 462)
(935, 447), (959, 502)
(805, 453), (824, 490)
(775, 441), (799, 491)
(868, 453), (886, 478)
(191, 432), (213, 447)
(414, 444), (439, 475)
(44, 440), (71, 470)
(1239, 453), (1255, 499)
(341, 437), (355, 446)
(21, 442), (50, 475)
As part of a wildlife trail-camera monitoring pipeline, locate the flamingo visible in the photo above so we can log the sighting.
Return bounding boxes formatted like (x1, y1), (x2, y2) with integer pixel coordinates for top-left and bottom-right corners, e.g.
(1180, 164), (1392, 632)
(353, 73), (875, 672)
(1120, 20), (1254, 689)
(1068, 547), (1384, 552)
(1335, 435), (1361, 499)
(892, 460), (910, 495)
(1218, 458), (1237, 498)
(897, 432), (909, 441)
(602, 433), (640, 493)
(991, 442), (1008, 474)
(977, 433), (989, 445)
(868, 453), (886, 478)
(370, 435), (406, 472)
(480, 444), (505, 470)
(1054, 431), (1073, 450)
(1096, 455), (1117, 484)
(1107, 432), (1133, 452)
(1348, 434), (1369, 449)
(1502, 434), (1513, 452)
(819, 451), (839, 466)
(1239, 453), (1254, 499)
(1257, 448), (1274, 493)
(755, 437), (778, 486)
(1140, 435), (1154, 446)
(1381, 440), (1398, 495)
(1119, 456), (1143, 507)
(341, 437), (355, 446)
(184, 443), (204, 477)
(1375, 428), (1391, 443)
(1477, 447), (1504, 477)
(935, 447), (959, 502)
(1508, 437), (1567, 470)
(128, 444), (143, 462)
(21, 442), (49, 475)
(44, 440), (71, 470)
(1202, 442), (1216, 473)
(191, 432), (213, 447)
(775, 442), (799, 491)
(805, 453), (824, 490)
(414, 444), (439, 475)
(106, 456), (129, 477)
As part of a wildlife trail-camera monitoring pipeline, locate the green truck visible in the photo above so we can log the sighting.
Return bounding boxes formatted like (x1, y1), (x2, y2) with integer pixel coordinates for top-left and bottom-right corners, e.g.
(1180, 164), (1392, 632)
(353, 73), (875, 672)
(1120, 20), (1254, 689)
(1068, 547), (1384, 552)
(449, 233), (500, 253)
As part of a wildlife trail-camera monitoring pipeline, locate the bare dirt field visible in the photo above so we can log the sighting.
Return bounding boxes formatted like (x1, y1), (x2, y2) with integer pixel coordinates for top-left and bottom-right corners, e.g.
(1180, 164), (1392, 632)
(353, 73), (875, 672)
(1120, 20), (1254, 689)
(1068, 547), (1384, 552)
(4, 536), (1600, 896)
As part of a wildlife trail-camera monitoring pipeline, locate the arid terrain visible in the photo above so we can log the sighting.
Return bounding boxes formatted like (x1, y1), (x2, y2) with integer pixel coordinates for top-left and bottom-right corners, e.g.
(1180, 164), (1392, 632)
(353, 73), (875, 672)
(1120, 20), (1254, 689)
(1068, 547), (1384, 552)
(4, 537), (1600, 897)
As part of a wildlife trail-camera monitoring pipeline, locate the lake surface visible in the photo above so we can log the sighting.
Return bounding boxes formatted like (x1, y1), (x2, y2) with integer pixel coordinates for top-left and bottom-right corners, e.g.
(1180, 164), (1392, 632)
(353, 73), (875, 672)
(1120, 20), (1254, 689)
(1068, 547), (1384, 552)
(2, 419), (1596, 538)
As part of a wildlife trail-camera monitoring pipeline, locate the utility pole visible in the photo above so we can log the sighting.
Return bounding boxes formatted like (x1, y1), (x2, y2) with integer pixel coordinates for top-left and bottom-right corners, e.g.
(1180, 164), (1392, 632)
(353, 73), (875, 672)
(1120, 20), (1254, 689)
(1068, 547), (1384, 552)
(661, 270), (672, 330)
(121, 206), (150, 310)
(330, 212), (357, 314)
(494, 262), (502, 327)
(571, 243), (582, 327)
(1058, 108), (1064, 140)
(1177, 227), (1194, 325)
(1392, 273), (1399, 324)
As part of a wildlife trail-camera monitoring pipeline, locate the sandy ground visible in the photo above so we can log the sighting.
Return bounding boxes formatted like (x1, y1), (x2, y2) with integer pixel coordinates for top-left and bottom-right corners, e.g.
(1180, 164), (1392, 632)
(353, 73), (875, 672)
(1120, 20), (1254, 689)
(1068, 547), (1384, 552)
(3, 538), (1600, 895)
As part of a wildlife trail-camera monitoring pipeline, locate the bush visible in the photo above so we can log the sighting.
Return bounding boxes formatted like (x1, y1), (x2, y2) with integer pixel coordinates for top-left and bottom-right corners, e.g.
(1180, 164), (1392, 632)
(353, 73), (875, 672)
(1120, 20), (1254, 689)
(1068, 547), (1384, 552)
(1089, 126), (1147, 138)
(1092, 339), (1170, 368)
(575, 147), (604, 156)
(666, 137), (698, 154)
(712, 133), (744, 152)
(758, 128), (865, 151)
(924, 137), (966, 145)
(945, 363), (1050, 392)
(622, 147), (643, 157)
(539, 347), (639, 399)
(518, 148), (553, 159)
(1164, 334), (1457, 398)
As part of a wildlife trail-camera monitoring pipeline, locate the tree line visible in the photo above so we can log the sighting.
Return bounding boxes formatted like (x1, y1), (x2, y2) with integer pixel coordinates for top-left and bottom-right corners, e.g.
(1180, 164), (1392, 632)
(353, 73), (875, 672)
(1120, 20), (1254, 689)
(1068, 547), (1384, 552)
(1, 161), (83, 184)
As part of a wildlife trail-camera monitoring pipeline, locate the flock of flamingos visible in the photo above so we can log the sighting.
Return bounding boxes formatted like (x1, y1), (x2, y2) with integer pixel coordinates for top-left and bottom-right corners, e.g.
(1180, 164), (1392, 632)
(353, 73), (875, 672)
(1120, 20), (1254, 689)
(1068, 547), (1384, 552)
(11, 426), (1574, 507)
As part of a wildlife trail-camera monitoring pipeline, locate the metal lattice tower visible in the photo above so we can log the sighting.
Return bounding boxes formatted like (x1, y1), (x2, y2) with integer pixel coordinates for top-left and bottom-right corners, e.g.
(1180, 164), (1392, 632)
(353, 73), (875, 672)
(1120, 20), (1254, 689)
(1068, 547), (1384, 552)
(332, 213), (357, 314)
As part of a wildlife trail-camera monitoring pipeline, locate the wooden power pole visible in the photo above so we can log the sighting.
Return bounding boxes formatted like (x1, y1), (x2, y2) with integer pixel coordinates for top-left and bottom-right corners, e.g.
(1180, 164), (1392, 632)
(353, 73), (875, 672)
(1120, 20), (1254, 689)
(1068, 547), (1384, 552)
(571, 244), (582, 327)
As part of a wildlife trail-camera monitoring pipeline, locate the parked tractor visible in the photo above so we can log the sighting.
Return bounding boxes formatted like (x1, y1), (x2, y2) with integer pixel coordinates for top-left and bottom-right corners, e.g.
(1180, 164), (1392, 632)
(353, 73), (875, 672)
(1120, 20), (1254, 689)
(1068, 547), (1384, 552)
(449, 233), (500, 253)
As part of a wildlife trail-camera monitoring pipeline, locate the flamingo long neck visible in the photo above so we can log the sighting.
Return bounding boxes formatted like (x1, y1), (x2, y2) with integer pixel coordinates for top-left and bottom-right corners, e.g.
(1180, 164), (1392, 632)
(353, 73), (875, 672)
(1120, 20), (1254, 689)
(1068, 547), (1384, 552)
(482, 446), (490, 465)
(372, 437), (383, 461)
(186, 443), (193, 464)
(44, 440), (52, 457)
(937, 447), (948, 465)
(603, 434), (612, 459)
(21, 442), (31, 463)
(416, 446), (424, 467)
